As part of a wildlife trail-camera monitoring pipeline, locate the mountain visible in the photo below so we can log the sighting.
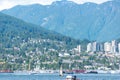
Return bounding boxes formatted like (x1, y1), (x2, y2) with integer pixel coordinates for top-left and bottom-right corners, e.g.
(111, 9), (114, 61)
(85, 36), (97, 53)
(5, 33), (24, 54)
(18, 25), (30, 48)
(0, 12), (82, 55)
(1, 0), (120, 41)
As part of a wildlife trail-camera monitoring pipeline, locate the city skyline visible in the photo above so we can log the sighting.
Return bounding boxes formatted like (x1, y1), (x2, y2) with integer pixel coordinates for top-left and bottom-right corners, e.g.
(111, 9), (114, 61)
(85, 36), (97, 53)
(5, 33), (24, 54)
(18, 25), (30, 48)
(85, 40), (120, 54)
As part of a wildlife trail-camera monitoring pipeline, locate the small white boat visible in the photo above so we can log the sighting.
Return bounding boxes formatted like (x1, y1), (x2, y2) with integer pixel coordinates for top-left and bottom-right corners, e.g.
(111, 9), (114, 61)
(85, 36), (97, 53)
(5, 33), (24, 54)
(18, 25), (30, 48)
(65, 75), (73, 80)
(65, 75), (79, 80)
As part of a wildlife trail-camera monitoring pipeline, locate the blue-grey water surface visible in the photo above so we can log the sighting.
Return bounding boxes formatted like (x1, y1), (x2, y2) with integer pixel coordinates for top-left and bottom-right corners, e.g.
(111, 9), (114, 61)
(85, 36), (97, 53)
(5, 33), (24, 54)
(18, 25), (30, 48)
(0, 73), (120, 80)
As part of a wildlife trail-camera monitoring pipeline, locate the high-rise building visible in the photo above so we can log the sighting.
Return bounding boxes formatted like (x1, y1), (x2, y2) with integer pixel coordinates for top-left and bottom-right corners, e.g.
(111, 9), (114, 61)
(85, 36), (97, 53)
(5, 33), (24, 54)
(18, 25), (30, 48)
(104, 42), (111, 53)
(111, 40), (116, 53)
(87, 43), (92, 52)
(99, 43), (104, 52)
(96, 43), (104, 52)
(118, 43), (120, 54)
(86, 40), (118, 54)
(92, 42), (97, 52)
(77, 45), (81, 53)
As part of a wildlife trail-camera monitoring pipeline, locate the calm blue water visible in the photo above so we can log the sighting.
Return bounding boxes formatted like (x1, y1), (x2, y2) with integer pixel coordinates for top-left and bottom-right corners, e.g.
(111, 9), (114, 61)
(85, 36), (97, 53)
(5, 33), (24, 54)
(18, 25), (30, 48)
(0, 73), (120, 80)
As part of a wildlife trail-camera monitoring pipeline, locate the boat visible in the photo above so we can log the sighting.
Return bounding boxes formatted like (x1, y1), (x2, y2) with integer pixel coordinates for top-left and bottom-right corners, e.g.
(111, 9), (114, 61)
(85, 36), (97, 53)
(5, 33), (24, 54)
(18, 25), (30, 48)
(86, 70), (98, 74)
(73, 70), (86, 74)
(63, 70), (74, 74)
(65, 75), (80, 80)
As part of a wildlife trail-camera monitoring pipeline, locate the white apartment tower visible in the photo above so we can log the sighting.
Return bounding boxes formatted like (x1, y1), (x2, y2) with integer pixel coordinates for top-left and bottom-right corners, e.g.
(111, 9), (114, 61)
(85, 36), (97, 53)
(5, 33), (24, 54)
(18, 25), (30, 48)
(118, 43), (120, 54)
(77, 45), (81, 53)
(111, 40), (116, 53)
(104, 42), (111, 53)
(87, 43), (92, 52)
(92, 42), (97, 52)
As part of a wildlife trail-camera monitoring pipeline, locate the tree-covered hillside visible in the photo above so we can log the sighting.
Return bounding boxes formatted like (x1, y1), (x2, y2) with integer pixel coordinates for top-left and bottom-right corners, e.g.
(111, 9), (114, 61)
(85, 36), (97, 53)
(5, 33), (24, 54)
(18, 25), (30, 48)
(0, 12), (81, 50)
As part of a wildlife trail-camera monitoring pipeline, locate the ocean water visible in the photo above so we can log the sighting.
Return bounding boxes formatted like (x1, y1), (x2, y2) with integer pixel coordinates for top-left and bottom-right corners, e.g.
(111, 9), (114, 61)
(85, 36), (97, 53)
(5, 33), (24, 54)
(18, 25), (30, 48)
(0, 73), (120, 80)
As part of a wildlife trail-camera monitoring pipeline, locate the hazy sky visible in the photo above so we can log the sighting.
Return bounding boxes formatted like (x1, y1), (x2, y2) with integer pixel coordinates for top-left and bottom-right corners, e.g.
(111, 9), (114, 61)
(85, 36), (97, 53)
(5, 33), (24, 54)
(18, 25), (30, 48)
(0, 0), (110, 10)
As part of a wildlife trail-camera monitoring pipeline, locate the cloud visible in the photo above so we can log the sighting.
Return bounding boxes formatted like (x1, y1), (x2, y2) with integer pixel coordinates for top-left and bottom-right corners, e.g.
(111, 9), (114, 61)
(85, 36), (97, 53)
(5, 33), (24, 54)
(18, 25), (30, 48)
(0, 0), (57, 10)
(0, 0), (110, 10)
(0, 0), (15, 10)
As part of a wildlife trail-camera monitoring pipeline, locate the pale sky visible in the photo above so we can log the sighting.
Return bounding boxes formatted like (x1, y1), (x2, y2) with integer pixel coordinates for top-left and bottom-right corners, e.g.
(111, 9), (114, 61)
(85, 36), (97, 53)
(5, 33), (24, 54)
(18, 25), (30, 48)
(0, 0), (110, 11)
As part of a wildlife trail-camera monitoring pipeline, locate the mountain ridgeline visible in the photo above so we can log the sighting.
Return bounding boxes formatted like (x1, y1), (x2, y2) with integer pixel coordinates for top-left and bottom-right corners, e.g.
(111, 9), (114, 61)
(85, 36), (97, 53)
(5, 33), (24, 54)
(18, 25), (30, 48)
(1, 0), (120, 41)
